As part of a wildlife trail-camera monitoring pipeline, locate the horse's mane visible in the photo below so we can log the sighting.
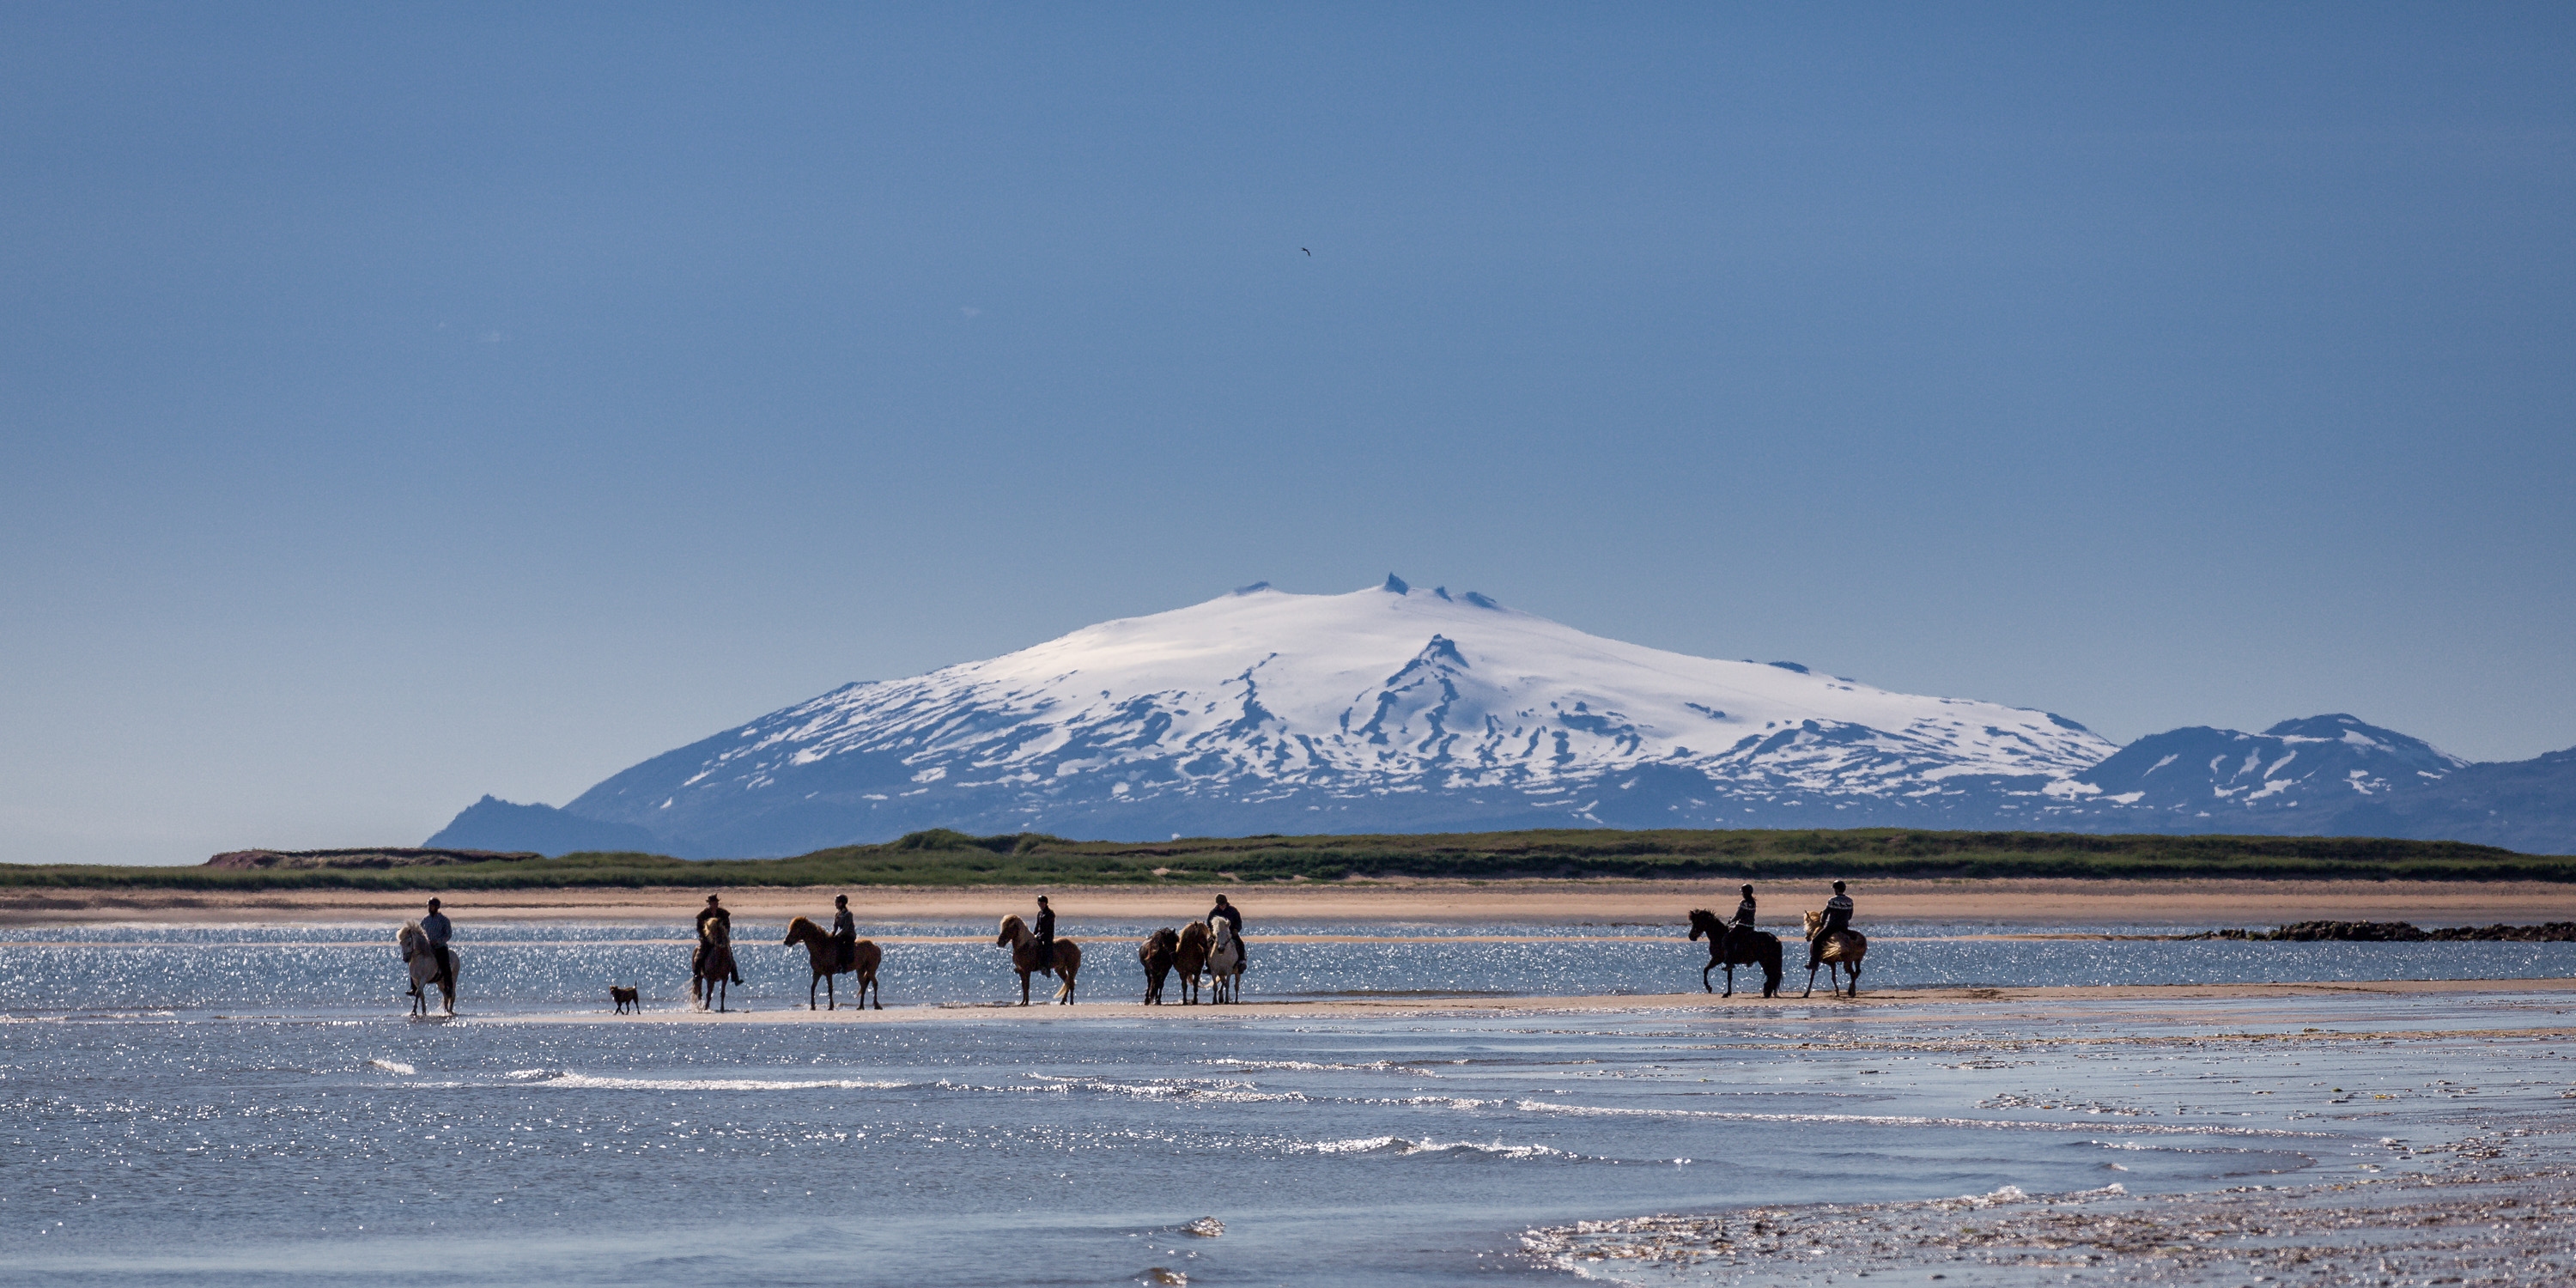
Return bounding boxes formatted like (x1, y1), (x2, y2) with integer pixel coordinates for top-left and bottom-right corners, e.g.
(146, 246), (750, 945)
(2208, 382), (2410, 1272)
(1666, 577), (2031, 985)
(998, 914), (1024, 936)
(786, 915), (820, 935)
(398, 920), (423, 946)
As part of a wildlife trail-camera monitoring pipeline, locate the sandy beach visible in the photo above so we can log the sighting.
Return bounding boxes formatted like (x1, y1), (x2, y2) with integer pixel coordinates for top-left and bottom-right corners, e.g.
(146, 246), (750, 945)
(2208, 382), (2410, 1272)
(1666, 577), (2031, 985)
(10, 875), (2576, 927)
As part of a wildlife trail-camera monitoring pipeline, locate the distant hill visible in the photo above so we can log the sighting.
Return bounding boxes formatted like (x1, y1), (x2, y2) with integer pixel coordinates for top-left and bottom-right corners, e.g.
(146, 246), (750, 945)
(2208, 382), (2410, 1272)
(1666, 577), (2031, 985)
(205, 846), (539, 870)
(424, 795), (663, 857)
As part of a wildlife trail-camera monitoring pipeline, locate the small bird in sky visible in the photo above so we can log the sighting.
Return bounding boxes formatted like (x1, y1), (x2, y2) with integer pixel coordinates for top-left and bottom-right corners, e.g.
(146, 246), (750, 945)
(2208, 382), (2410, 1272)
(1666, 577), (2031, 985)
(1301, 247), (1310, 256)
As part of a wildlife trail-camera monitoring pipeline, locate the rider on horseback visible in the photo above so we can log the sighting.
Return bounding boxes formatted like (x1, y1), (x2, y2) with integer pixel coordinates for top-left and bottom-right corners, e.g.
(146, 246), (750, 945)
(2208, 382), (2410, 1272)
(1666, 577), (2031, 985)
(695, 894), (744, 984)
(1808, 881), (1855, 967)
(1033, 896), (1056, 976)
(420, 898), (456, 990)
(830, 894), (858, 972)
(1727, 884), (1757, 957)
(1208, 894), (1244, 966)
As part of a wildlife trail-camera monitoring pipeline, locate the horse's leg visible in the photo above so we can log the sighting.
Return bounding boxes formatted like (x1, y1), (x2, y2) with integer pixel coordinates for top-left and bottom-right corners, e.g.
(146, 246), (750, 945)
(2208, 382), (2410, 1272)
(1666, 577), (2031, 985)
(1802, 960), (1820, 999)
(1018, 969), (1030, 1006)
(1723, 963), (1735, 998)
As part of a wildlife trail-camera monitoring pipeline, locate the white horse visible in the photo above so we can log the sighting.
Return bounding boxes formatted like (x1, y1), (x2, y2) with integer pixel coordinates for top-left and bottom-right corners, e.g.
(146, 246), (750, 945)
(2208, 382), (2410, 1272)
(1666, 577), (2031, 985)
(395, 922), (456, 1017)
(1206, 918), (1244, 1004)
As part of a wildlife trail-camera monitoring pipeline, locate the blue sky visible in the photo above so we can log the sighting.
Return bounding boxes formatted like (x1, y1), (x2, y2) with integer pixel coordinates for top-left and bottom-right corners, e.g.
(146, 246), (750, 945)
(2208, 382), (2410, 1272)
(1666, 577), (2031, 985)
(3, 3), (2571, 864)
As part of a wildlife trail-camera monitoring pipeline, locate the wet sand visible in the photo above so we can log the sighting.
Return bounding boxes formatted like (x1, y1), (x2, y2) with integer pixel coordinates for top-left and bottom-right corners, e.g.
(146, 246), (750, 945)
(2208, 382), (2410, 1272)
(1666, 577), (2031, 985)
(473, 975), (2576, 1024)
(12, 876), (2576, 927)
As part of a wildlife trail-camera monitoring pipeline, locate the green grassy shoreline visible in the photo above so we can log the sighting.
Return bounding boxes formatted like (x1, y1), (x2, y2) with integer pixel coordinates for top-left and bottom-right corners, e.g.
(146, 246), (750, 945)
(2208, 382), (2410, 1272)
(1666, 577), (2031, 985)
(3, 827), (2570, 892)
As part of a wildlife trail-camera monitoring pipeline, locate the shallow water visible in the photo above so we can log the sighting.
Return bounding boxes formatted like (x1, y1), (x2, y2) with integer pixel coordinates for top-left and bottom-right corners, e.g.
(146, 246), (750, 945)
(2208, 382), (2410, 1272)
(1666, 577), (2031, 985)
(3, 928), (2569, 1285)
(4, 920), (2571, 1014)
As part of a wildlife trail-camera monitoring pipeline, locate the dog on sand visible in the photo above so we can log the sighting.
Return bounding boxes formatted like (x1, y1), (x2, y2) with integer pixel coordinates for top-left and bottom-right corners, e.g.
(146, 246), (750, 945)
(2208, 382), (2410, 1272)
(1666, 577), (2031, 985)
(611, 985), (641, 1013)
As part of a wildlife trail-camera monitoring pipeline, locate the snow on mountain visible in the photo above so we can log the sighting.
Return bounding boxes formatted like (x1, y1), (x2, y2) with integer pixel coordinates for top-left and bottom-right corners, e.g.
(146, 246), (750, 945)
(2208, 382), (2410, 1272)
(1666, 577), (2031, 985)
(452, 578), (2117, 857)
(2043, 714), (2466, 824)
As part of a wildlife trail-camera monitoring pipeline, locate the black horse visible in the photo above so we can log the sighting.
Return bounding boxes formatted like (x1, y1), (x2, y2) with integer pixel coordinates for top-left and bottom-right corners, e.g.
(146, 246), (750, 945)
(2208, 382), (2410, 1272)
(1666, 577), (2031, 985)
(1687, 908), (1783, 998)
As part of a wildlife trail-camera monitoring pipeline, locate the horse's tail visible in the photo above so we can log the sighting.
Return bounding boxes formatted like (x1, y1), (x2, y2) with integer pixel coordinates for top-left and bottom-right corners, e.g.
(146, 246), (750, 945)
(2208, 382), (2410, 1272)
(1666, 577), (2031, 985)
(1760, 937), (1783, 995)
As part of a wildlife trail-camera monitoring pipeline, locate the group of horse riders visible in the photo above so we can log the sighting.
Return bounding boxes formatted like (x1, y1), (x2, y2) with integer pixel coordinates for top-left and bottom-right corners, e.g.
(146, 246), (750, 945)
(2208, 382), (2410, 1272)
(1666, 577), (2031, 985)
(1726, 879), (1858, 966)
(1030, 892), (1245, 976)
(408, 884), (1861, 1001)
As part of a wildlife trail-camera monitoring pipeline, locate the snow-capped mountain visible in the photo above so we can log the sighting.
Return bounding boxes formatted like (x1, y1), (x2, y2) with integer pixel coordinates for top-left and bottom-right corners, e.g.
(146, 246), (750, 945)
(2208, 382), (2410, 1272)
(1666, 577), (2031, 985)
(434, 577), (2120, 857)
(2043, 714), (2467, 824)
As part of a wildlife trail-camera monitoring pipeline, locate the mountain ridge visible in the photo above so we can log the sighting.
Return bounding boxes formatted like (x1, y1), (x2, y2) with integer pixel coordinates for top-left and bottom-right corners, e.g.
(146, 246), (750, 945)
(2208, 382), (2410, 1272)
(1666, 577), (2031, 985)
(422, 580), (2576, 856)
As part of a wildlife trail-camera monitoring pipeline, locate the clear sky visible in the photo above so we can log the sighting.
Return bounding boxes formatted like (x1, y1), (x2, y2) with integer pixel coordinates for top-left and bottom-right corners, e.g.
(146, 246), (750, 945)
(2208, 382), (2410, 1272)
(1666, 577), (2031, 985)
(3, 3), (2571, 864)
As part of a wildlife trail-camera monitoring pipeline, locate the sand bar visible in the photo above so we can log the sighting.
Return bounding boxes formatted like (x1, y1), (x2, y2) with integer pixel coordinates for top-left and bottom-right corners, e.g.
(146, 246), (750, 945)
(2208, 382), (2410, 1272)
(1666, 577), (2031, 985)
(447, 975), (2576, 1025)
(10, 876), (2576, 927)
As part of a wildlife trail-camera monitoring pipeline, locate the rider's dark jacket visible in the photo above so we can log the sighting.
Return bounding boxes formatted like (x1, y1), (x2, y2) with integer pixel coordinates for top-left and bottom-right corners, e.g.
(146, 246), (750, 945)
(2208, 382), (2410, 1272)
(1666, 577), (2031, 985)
(696, 905), (732, 942)
(1033, 907), (1055, 966)
(831, 908), (855, 939)
(1731, 896), (1756, 930)
(1208, 902), (1242, 934)
(1820, 894), (1854, 935)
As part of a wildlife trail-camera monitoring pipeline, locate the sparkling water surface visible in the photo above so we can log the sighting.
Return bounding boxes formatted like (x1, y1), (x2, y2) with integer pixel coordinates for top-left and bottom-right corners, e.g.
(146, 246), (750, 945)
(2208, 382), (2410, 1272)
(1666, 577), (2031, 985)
(4, 920), (2572, 1014)
(3, 925), (2568, 1285)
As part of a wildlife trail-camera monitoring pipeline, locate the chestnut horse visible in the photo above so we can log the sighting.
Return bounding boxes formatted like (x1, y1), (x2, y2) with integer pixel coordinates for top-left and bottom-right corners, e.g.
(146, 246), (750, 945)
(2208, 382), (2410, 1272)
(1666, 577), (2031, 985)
(395, 921), (456, 1017)
(1801, 909), (1868, 998)
(1139, 927), (1179, 1004)
(996, 914), (1080, 1005)
(1686, 909), (1782, 998)
(782, 916), (881, 1010)
(1172, 920), (1212, 1005)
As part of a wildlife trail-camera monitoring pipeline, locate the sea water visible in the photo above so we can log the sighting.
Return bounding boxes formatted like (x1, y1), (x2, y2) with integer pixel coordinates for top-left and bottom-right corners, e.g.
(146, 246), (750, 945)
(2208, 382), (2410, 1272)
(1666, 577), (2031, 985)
(3, 920), (2571, 1014)
(3, 927), (2570, 1285)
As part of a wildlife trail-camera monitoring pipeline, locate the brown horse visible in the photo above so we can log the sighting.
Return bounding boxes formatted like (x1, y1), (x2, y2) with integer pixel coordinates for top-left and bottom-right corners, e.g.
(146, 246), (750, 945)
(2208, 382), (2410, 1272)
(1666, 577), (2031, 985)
(1686, 909), (1783, 998)
(1139, 927), (1180, 1004)
(996, 914), (1080, 1005)
(782, 916), (881, 1010)
(1172, 920), (1212, 1005)
(692, 920), (738, 1012)
(1801, 909), (1867, 998)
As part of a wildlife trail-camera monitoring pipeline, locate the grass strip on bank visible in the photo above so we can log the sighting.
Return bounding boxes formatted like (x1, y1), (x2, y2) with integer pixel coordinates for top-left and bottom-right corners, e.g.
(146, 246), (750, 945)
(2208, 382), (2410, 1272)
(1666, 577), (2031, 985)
(3, 827), (2571, 891)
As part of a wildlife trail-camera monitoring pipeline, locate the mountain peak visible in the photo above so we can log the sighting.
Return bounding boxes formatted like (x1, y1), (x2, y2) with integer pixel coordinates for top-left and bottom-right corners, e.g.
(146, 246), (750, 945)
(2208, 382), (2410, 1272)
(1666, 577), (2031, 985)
(492, 580), (2118, 855)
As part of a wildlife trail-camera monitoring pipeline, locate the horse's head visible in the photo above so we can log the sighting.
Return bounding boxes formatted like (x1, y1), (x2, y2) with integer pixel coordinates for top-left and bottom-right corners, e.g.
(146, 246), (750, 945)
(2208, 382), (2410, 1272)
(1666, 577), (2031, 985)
(1803, 910), (1823, 934)
(1212, 918), (1235, 949)
(997, 914), (1024, 945)
(782, 915), (816, 945)
(1687, 909), (1715, 940)
(397, 921), (423, 955)
(707, 920), (730, 945)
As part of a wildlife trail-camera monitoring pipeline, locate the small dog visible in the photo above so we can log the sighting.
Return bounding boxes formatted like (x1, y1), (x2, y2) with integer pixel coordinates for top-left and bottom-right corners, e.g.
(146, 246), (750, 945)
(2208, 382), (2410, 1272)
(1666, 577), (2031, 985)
(610, 986), (641, 1014)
